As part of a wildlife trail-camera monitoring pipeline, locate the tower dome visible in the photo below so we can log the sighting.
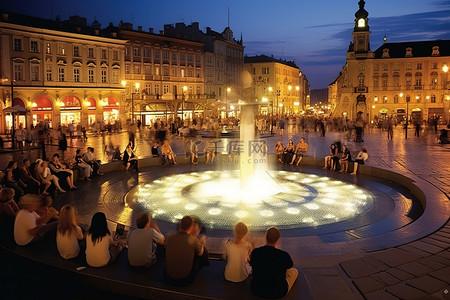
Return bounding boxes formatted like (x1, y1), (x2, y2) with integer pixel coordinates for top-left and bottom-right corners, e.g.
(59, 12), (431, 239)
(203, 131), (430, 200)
(354, 0), (369, 31)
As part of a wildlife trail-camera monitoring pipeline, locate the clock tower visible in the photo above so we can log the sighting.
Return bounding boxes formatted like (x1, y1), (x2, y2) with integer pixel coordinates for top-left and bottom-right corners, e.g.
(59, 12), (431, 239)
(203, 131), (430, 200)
(352, 0), (371, 55)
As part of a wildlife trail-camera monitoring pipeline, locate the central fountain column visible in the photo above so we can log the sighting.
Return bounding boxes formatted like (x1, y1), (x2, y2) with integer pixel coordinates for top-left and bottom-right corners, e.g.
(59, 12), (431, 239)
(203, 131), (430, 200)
(239, 103), (256, 190)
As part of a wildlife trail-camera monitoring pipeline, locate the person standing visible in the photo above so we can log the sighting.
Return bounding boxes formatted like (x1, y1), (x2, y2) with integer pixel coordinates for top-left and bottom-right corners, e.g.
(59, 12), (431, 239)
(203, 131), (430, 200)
(16, 124), (25, 153)
(128, 122), (137, 150)
(387, 117), (394, 141)
(250, 227), (298, 298)
(414, 121), (421, 137)
(278, 119), (285, 136)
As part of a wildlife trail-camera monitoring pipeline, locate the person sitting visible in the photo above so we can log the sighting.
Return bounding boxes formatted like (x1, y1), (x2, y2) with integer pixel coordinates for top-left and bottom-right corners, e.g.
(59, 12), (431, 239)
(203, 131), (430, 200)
(35, 195), (59, 221)
(57, 205), (84, 259)
(73, 149), (93, 181)
(339, 145), (352, 173)
(292, 137), (308, 166)
(86, 212), (125, 267)
(282, 139), (295, 164)
(123, 143), (139, 172)
(161, 139), (178, 165)
(438, 129), (449, 144)
(250, 227), (298, 299)
(128, 212), (165, 268)
(48, 154), (77, 191)
(323, 144), (338, 170)
(14, 194), (58, 246)
(82, 147), (103, 176)
(223, 222), (253, 283)
(19, 159), (40, 194)
(4, 161), (24, 202)
(275, 140), (284, 163)
(0, 188), (19, 218)
(351, 146), (369, 175)
(165, 215), (208, 286)
(35, 159), (66, 194)
(151, 142), (160, 157)
(185, 139), (198, 165)
(204, 139), (216, 164)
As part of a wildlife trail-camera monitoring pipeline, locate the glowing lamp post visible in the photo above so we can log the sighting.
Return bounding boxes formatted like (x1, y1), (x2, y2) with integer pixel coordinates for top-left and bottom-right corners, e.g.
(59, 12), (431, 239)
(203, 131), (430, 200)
(226, 87), (231, 119)
(182, 86), (188, 122)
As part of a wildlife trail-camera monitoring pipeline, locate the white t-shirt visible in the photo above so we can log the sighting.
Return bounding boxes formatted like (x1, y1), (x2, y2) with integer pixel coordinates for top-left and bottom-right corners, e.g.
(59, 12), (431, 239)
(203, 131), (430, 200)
(57, 226), (83, 259)
(86, 233), (112, 267)
(127, 228), (164, 267)
(224, 240), (253, 282)
(14, 209), (37, 246)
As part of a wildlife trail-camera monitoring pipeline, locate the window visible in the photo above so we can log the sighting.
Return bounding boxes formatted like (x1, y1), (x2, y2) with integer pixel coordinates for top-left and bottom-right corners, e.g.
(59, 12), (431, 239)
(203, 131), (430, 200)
(88, 67), (94, 83)
(180, 69), (185, 77)
(112, 69), (119, 83)
(143, 48), (150, 58)
(416, 63), (422, 70)
(172, 52), (177, 61)
(144, 65), (151, 74)
(163, 85), (169, 94)
(14, 64), (24, 81)
(262, 67), (270, 74)
(13, 38), (23, 51)
(374, 64), (379, 72)
(154, 50), (160, 62)
(406, 95), (410, 103)
(134, 65), (141, 74)
(180, 53), (185, 62)
(101, 49), (107, 59)
(154, 84), (160, 95)
(382, 96), (387, 104)
(394, 95), (399, 103)
(432, 62), (437, 69)
(406, 63), (412, 70)
(394, 63), (400, 71)
(88, 48), (94, 58)
(155, 66), (160, 75)
(125, 47), (129, 56)
(393, 73), (400, 87)
(113, 50), (119, 60)
(358, 64), (365, 71)
(125, 65), (130, 74)
(101, 69), (107, 83)
(358, 74), (365, 87)
(171, 67), (177, 76)
(415, 72), (422, 86)
(382, 63), (388, 71)
(30, 40), (38, 53)
(382, 74), (388, 88)
(163, 67), (169, 76)
(46, 43), (51, 54)
(58, 44), (65, 55)
(58, 67), (65, 81)
(145, 84), (151, 95)
(30, 64), (39, 81)
(46, 65), (52, 81)
(431, 95), (436, 103)
(187, 54), (193, 62)
(188, 69), (193, 77)
(162, 51), (169, 60)
(196, 85), (201, 95)
(416, 95), (421, 103)
(73, 67), (80, 82)
(133, 47), (140, 57)
(431, 72), (438, 87)
(73, 46), (80, 57)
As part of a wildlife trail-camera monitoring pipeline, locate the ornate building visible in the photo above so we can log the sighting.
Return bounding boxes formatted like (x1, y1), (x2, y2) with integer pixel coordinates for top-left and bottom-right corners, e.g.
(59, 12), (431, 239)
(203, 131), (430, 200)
(0, 11), (126, 133)
(163, 22), (244, 118)
(329, 1), (450, 123)
(244, 55), (310, 116)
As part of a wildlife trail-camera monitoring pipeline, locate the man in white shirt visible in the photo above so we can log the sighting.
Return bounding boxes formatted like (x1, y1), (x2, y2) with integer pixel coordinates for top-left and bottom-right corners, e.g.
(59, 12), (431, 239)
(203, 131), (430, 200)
(128, 212), (165, 268)
(14, 194), (58, 246)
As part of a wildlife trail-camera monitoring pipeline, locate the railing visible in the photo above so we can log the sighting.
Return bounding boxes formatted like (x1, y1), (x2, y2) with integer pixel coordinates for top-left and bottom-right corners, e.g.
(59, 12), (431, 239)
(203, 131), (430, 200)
(414, 85), (423, 90)
(354, 86), (368, 93)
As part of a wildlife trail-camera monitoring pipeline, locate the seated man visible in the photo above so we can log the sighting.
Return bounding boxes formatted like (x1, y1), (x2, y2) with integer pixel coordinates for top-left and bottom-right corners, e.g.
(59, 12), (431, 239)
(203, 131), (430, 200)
(128, 212), (165, 268)
(14, 194), (58, 246)
(292, 137), (308, 166)
(82, 147), (103, 176)
(250, 227), (298, 299)
(165, 215), (208, 286)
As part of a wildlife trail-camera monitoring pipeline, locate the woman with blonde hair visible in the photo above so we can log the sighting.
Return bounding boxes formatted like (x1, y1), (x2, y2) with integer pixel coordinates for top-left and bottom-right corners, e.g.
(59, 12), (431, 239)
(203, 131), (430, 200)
(223, 222), (253, 282)
(35, 159), (66, 194)
(57, 205), (83, 259)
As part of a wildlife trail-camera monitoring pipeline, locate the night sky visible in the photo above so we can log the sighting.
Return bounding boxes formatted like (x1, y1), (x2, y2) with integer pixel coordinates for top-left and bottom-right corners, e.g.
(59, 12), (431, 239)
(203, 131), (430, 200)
(2, 0), (450, 89)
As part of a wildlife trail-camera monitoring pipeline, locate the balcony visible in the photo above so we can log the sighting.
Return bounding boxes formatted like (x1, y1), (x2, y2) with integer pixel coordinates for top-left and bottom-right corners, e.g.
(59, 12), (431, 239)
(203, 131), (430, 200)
(354, 86), (368, 93)
(414, 85), (423, 90)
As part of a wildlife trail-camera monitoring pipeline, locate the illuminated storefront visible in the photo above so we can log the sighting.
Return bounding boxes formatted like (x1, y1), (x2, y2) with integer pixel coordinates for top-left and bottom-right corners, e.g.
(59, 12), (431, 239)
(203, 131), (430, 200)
(102, 96), (120, 123)
(60, 96), (82, 125)
(86, 97), (97, 125)
(32, 96), (53, 126)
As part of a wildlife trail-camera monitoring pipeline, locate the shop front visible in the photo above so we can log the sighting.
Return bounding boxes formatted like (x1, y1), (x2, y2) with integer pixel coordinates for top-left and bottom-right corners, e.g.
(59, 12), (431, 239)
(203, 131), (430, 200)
(86, 97), (97, 125)
(102, 96), (120, 124)
(60, 96), (82, 126)
(396, 109), (406, 123)
(32, 96), (53, 127)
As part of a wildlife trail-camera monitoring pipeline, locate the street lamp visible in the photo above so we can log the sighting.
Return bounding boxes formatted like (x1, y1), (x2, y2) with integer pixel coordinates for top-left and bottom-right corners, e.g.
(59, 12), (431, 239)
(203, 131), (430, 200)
(131, 82), (140, 122)
(226, 87), (231, 119)
(268, 86), (274, 135)
(182, 85), (187, 123)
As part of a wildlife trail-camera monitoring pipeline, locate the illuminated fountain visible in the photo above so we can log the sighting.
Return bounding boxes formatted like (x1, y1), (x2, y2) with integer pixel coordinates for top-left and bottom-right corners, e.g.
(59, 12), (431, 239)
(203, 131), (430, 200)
(128, 75), (374, 230)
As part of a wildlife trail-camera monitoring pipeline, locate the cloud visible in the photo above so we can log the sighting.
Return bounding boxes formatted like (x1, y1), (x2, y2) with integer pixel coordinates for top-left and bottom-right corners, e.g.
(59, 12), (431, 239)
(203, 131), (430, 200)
(434, 0), (450, 7)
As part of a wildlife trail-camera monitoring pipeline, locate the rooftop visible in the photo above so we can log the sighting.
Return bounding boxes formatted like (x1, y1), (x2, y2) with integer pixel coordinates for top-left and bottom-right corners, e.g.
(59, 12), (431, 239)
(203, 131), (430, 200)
(374, 39), (450, 59)
(244, 55), (299, 69)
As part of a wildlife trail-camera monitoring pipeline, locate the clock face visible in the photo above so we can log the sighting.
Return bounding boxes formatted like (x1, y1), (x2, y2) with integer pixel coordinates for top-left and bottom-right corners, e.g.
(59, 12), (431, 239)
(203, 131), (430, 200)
(358, 39), (365, 45)
(358, 18), (365, 28)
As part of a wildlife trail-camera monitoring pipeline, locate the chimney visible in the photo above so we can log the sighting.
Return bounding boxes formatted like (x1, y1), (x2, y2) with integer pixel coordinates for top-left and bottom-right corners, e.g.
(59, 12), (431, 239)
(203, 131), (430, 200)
(159, 30), (164, 35)
(138, 26), (142, 31)
(149, 28), (153, 33)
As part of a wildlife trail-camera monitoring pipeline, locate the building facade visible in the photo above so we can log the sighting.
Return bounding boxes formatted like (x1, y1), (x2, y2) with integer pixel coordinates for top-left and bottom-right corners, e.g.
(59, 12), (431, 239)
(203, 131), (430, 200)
(0, 11), (127, 133)
(119, 24), (206, 124)
(244, 55), (310, 116)
(163, 22), (244, 118)
(329, 1), (450, 123)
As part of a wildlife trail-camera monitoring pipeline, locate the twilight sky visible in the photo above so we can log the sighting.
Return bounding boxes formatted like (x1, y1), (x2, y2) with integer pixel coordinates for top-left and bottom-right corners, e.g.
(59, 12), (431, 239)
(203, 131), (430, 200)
(2, 0), (450, 89)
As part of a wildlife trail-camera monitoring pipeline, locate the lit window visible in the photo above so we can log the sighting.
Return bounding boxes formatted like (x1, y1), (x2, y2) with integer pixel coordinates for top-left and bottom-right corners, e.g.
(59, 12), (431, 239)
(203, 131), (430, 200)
(74, 68), (80, 82)
(101, 69), (107, 83)
(358, 18), (365, 27)
(58, 67), (65, 81)
(14, 64), (24, 81)
(30, 40), (38, 53)
(46, 43), (51, 54)
(58, 44), (65, 55)
(46, 65), (52, 81)
(133, 47), (140, 57)
(31, 65), (40, 81)
(88, 67), (94, 83)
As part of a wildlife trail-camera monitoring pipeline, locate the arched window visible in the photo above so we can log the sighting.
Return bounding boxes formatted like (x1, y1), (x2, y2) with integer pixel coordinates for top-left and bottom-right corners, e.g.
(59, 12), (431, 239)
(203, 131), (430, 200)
(430, 95), (436, 103)
(358, 73), (365, 87)
(405, 72), (412, 89)
(415, 72), (422, 88)
(431, 72), (438, 87)
(393, 72), (400, 87)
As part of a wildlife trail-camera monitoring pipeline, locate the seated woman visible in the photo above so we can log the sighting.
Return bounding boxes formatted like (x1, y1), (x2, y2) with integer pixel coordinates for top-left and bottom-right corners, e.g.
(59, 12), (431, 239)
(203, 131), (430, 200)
(351, 146), (369, 175)
(123, 143), (139, 172)
(73, 149), (93, 181)
(19, 159), (40, 194)
(275, 140), (284, 163)
(35, 160), (66, 194)
(323, 144), (338, 170)
(0, 188), (19, 218)
(161, 139), (178, 165)
(339, 145), (352, 173)
(223, 222), (253, 283)
(57, 205), (84, 259)
(48, 154), (77, 190)
(282, 139), (295, 164)
(4, 161), (24, 202)
(86, 212), (125, 267)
